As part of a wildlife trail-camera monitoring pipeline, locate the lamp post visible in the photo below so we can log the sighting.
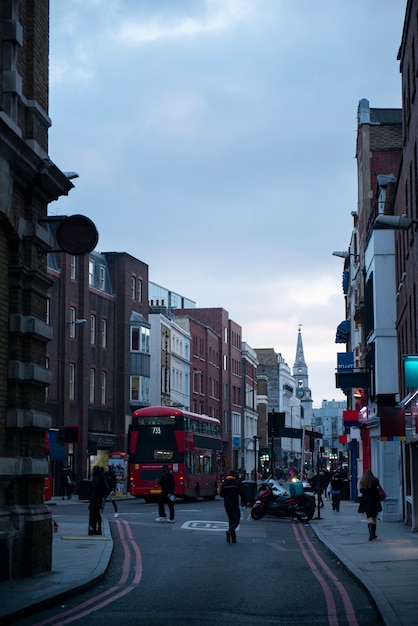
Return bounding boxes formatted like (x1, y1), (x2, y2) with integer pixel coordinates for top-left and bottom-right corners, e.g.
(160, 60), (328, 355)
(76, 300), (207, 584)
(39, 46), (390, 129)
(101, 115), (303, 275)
(290, 405), (300, 473)
(253, 435), (260, 482)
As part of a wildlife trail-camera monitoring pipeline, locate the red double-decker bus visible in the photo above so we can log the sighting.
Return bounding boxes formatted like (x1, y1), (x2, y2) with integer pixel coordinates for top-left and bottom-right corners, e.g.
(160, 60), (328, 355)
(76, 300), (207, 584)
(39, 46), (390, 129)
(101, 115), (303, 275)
(129, 406), (222, 502)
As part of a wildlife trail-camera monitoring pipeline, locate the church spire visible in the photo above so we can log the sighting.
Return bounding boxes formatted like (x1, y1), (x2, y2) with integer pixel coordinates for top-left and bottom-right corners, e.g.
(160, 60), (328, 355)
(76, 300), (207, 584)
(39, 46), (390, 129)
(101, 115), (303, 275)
(294, 324), (306, 370)
(292, 326), (313, 420)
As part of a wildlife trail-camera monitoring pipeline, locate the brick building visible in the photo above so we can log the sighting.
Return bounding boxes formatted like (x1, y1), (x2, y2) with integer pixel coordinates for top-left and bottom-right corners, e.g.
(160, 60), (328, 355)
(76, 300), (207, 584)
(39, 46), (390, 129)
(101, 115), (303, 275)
(0, 1), (75, 579)
(392, 0), (418, 528)
(46, 251), (150, 490)
(174, 308), (242, 471)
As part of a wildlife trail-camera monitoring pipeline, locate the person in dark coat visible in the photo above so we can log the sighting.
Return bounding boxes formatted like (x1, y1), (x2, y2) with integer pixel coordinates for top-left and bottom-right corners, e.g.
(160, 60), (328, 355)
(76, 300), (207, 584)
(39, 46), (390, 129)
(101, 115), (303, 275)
(358, 469), (382, 541)
(330, 471), (344, 512)
(60, 466), (73, 500)
(89, 465), (108, 535)
(155, 464), (175, 523)
(103, 465), (119, 518)
(220, 469), (247, 544)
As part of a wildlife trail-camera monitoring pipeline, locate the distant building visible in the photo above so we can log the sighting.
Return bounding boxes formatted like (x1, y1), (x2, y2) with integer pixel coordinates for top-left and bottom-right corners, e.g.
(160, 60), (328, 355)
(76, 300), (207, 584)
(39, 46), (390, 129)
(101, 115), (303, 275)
(148, 308), (191, 408)
(313, 400), (346, 452)
(174, 307), (243, 471)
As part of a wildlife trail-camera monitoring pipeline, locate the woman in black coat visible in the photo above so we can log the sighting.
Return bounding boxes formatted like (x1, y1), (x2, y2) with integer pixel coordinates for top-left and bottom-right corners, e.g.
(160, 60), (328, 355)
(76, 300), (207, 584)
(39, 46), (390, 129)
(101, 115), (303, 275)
(358, 469), (382, 541)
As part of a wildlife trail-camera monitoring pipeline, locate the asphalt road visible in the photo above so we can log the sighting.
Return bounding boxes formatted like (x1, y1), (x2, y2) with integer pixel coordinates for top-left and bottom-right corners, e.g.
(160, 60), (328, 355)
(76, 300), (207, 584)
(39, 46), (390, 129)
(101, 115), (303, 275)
(16, 497), (382, 626)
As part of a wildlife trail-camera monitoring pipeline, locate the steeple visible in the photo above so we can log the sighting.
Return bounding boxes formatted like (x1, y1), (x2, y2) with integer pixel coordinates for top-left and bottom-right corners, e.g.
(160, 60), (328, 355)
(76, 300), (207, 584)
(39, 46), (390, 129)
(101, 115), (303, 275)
(294, 324), (307, 374)
(292, 325), (313, 422)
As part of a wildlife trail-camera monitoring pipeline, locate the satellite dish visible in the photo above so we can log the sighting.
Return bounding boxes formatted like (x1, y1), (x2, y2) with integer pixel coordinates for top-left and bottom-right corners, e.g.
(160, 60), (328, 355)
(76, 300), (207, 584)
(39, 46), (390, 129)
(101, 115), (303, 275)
(56, 214), (99, 255)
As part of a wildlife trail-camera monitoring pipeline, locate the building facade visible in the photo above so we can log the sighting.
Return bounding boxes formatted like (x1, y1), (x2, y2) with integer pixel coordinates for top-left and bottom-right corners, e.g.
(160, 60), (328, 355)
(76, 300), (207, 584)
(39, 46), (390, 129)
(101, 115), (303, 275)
(392, 0), (418, 529)
(0, 1), (75, 579)
(148, 308), (191, 409)
(335, 93), (405, 519)
(175, 308), (243, 471)
(46, 251), (150, 487)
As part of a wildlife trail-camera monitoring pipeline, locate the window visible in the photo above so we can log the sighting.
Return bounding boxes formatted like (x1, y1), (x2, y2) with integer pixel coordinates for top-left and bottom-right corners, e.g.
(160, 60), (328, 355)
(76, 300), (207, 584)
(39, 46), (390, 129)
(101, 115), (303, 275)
(101, 371), (106, 405)
(223, 383), (228, 402)
(101, 318), (107, 348)
(131, 327), (139, 351)
(89, 261), (94, 286)
(131, 325), (150, 353)
(69, 363), (75, 400)
(46, 298), (50, 325)
(141, 326), (150, 353)
(223, 410), (228, 433)
(69, 307), (76, 338)
(137, 279), (142, 302)
(70, 255), (76, 280)
(232, 411), (241, 436)
(130, 375), (150, 403)
(89, 368), (95, 403)
(45, 357), (49, 400)
(90, 314), (96, 345)
(99, 266), (105, 291)
(131, 276), (136, 299)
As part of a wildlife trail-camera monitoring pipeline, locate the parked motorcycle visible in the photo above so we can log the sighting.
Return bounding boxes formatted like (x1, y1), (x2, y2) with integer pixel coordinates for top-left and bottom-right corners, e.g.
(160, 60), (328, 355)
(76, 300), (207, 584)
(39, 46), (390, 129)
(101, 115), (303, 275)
(251, 478), (316, 523)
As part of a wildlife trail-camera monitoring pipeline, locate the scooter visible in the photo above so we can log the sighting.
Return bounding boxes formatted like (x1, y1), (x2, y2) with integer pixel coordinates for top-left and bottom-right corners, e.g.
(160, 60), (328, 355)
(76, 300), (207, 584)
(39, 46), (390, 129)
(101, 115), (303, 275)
(251, 478), (316, 523)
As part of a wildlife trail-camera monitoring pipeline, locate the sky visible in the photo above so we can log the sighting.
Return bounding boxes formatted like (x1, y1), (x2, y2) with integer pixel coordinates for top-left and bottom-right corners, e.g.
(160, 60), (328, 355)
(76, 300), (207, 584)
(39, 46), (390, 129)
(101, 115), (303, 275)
(48, 1), (406, 407)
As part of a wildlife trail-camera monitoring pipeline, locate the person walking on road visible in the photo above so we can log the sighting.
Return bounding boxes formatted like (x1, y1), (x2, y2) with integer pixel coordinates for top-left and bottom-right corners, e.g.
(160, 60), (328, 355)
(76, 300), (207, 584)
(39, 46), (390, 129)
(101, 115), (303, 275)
(330, 471), (344, 512)
(103, 465), (119, 518)
(220, 469), (247, 544)
(60, 466), (74, 500)
(155, 464), (175, 523)
(89, 465), (108, 535)
(358, 469), (382, 541)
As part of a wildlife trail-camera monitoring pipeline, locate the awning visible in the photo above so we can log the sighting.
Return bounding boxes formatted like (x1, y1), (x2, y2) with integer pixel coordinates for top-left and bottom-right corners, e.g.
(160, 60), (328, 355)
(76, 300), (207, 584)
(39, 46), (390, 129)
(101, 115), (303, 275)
(49, 442), (68, 462)
(335, 371), (371, 389)
(335, 320), (350, 343)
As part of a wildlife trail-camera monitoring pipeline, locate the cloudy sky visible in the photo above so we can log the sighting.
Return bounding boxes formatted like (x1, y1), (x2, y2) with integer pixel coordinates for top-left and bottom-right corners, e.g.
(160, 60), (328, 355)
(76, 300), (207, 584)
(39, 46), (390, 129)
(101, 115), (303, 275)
(48, 1), (406, 407)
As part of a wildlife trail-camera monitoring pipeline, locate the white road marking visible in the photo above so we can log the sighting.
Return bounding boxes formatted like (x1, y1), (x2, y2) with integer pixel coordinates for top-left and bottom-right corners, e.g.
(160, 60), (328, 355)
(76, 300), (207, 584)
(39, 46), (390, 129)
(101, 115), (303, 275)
(181, 520), (229, 531)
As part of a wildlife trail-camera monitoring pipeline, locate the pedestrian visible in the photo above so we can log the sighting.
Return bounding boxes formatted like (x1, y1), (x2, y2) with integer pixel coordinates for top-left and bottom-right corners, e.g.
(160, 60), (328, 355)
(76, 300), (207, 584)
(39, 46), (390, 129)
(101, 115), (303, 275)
(60, 465), (73, 500)
(103, 465), (119, 518)
(358, 469), (382, 541)
(237, 465), (246, 481)
(155, 464), (175, 523)
(323, 470), (331, 500)
(309, 470), (325, 508)
(89, 465), (107, 535)
(330, 471), (344, 512)
(219, 469), (247, 544)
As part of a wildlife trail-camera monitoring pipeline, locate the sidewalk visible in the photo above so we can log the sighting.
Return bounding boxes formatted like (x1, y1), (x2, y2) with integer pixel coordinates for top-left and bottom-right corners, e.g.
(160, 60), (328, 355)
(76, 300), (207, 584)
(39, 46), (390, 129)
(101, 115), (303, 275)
(310, 498), (418, 626)
(2, 497), (418, 624)
(0, 497), (113, 623)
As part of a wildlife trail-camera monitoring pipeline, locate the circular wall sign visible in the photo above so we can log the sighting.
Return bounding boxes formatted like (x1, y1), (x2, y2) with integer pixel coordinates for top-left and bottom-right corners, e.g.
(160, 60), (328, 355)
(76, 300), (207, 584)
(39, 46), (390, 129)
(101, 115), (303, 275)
(56, 214), (99, 255)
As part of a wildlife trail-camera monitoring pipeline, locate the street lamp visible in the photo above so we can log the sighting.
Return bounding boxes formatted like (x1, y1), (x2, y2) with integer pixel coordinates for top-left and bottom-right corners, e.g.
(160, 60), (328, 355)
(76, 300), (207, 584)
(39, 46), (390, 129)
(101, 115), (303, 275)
(374, 214), (418, 229)
(67, 318), (86, 339)
(332, 251), (359, 262)
(66, 318), (86, 327)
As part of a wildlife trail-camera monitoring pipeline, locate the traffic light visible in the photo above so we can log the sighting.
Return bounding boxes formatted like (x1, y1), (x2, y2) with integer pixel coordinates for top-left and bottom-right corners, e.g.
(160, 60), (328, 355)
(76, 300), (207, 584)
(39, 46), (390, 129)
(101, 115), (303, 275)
(268, 412), (285, 437)
(64, 426), (80, 443)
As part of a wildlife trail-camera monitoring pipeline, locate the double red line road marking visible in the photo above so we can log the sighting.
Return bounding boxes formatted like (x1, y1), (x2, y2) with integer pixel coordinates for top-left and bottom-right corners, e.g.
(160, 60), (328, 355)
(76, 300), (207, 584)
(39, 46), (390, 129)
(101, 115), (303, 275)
(35, 519), (142, 626)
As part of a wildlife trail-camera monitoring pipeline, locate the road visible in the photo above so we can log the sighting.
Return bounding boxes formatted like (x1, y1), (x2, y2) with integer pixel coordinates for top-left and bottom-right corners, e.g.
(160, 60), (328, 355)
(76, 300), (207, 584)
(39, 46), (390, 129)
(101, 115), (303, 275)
(18, 497), (382, 626)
